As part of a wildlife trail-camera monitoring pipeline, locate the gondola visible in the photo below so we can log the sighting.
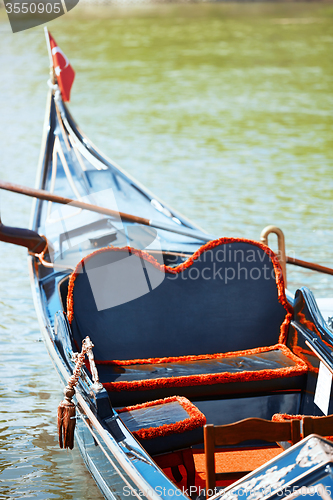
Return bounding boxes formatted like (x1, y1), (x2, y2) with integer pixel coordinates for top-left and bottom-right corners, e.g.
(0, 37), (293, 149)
(1, 34), (333, 500)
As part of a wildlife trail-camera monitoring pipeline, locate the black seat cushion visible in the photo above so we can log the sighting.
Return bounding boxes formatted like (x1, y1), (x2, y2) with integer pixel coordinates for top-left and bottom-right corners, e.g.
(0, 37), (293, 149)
(97, 344), (307, 406)
(67, 238), (306, 405)
(117, 396), (206, 455)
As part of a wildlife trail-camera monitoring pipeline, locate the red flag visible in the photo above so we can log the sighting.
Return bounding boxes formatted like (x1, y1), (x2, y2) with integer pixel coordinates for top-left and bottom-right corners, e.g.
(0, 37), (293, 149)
(49, 33), (75, 102)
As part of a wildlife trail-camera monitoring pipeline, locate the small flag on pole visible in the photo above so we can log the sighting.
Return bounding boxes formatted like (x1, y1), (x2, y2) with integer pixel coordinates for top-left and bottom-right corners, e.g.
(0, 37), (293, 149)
(48, 31), (75, 102)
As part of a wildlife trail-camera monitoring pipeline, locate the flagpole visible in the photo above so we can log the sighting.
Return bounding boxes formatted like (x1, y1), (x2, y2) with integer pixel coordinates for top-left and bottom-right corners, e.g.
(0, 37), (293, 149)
(44, 27), (55, 84)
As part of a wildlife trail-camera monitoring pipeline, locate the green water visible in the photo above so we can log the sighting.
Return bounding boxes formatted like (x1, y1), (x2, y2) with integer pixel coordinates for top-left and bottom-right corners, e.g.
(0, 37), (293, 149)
(0, 3), (332, 498)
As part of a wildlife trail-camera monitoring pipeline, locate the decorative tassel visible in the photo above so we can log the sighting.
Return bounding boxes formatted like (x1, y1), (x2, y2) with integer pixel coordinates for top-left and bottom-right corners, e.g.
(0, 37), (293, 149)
(58, 386), (76, 449)
(57, 337), (93, 450)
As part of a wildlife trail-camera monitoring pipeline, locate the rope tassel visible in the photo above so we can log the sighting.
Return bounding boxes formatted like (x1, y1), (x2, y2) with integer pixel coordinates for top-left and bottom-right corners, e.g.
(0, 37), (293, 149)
(57, 337), (92, 450)
(58, 387), (76, 449)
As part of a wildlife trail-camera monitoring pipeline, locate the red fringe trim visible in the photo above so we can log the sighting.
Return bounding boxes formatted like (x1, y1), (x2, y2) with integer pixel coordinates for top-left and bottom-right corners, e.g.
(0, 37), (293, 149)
(288, 326), (318, 374)
(272, 413), (303, 422)
(66, 237), (292, 345)
(293, 346), (319, 374)
(298, 306), (332, 351)
(117, 396), (206, 440)
(103, 345), (307, 393)
(272, 413), (333, 440)
(95, 343), (295, 367)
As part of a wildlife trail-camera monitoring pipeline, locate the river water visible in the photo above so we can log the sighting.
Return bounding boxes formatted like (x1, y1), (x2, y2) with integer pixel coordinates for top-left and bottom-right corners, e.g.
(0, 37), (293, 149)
(0, 3), (332, 498)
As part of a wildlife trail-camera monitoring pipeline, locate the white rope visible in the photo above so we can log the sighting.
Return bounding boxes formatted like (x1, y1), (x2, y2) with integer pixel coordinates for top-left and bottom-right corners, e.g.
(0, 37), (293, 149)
(47, 79), (58, 91)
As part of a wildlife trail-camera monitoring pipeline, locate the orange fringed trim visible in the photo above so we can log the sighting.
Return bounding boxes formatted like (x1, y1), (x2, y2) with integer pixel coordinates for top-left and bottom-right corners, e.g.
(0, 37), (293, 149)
(117, 396), (206, 440)
(66, 237), (293, 340)
(298, 308), (333, 351)
(272, 413), (303, 422)
(94, 343), (296, 367)
(103, 345), (308, 393)
(272, 413), (333, 441)
(288, 325), (318, 374)
(294, 295), (333, 352)
(279, 312), (293, 346)
(293, 346), (319, 374)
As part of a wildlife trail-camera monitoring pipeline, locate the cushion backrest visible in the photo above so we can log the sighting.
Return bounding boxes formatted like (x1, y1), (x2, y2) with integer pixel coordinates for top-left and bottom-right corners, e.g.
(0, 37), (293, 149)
(67, 238), (291, 361)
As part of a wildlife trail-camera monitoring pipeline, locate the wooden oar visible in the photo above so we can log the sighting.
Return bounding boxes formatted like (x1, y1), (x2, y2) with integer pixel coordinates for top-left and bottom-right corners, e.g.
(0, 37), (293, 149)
(0, 180), (212, 242)
(0, 217), (46, 253)
(286, 255), (333, 277)
(1, 180), (332, 277)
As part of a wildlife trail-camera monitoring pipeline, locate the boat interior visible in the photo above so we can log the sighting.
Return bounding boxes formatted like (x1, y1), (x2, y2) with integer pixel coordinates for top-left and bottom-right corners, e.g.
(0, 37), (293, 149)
(52, 235), (333, 495)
